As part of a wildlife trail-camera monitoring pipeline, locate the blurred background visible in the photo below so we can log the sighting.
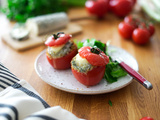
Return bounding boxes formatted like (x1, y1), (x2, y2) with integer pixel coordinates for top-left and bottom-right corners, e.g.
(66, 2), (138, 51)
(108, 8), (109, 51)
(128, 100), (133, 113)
(0, 0), (86, 22)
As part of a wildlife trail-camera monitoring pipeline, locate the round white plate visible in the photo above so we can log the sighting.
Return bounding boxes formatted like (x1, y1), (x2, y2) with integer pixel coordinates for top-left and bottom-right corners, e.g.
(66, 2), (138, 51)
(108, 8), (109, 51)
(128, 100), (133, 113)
(34, 46), (138, 95)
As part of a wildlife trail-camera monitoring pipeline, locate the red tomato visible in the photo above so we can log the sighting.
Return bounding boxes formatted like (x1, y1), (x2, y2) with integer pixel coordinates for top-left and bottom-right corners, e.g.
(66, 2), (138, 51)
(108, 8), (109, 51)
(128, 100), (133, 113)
(140, 117), (154, 120)
(85, 0), (109, 18)
(109, 0), (133, 17)
(71, 46), (109, 86)
(148, 24), (155, 36)
(78, 46), (109, 66)
(124, 15), (133, 23)
(45, 33), (72, 47)
(46, 47), (78, 69)
(72, 65), (106, 86)
(118, 22), (135, 39)
(132, 28), (150, 45)
(132, 0), (137, 5)
(124, 15), (139, 28)
(138, 22), (155, 36)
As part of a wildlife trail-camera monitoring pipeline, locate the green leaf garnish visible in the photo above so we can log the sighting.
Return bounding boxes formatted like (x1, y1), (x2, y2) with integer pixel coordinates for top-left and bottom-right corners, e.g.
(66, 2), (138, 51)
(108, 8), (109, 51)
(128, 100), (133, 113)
(77, 38), (106, 52)
(77, 41), (84, 49)
(108, 100), (113, 106)
(104, 61), (127, 83)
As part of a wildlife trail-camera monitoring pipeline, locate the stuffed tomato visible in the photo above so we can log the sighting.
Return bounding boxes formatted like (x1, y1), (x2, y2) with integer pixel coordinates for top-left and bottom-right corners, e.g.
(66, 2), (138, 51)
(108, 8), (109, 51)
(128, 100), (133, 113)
(71, 46), (109, 86)
(45, 32), (77, 69)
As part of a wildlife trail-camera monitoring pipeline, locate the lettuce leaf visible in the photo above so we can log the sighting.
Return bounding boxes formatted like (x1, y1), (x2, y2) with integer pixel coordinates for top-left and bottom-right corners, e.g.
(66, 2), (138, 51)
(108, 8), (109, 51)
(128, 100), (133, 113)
(104, 61), (127, 83)
(77, 38), (106, 53)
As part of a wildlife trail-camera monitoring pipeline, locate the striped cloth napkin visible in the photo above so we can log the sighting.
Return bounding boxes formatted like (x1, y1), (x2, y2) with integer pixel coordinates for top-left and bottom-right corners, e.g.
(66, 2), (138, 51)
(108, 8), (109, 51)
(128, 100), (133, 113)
(0, 63), (84, 120)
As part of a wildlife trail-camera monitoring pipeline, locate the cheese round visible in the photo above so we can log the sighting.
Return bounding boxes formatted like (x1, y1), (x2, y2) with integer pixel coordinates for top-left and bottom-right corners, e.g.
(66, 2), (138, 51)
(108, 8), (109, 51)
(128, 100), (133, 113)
(26, 12), (69, 35)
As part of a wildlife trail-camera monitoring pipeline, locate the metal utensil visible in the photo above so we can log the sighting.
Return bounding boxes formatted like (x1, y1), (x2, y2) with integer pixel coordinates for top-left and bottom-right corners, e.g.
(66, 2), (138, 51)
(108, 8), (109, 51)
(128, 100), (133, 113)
(112, 57), (153, 90)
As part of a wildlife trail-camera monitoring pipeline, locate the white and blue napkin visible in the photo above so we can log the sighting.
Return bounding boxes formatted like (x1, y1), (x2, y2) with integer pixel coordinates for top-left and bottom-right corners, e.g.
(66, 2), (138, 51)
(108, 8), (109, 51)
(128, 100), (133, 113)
(0, 63), (84, 120)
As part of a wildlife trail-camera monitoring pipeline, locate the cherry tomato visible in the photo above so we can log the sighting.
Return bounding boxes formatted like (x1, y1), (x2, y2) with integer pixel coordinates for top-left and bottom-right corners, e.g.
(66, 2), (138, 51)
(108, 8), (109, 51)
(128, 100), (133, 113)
(118, 22), (135, 39)
(132, 0), (137, 5)
(85, 0), (109, 18)
(148, 24), (155, 36)
(109, 0), (133, 17)
(128, 0), (136, 5)
(140, 117), (154, 120)
(124, 15), (133, 23)
(47, 46), (78, 69)
(124, 15), (139, 28)
(132, 28), (150, 45)
(45, 33), (72, 47)
(138, 22), (155, 36)
(72, 65), (106, 86)
(71, 46), (109, 86)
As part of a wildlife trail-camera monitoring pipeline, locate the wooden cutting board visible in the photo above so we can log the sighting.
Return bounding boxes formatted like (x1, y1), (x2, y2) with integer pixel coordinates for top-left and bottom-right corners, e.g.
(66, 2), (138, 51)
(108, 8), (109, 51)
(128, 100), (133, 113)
(2, 23), (82, 51)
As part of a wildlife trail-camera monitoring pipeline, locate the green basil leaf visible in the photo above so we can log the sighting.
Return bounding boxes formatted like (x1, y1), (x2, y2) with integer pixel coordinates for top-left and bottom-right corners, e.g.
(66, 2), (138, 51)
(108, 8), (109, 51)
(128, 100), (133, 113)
(108, 100), (113, 106)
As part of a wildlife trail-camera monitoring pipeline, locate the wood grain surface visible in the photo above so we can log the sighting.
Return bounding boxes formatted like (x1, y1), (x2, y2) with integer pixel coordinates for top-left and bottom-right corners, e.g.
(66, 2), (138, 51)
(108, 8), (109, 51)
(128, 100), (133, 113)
(0, 8), (160, 120)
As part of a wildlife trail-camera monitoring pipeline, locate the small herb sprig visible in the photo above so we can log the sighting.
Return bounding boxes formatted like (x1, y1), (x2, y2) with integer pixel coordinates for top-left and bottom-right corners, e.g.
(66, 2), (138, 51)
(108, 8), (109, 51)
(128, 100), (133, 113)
(53, 32), (64, 39)
(90, 47), (101, 54)
(108, 100), (113, 106)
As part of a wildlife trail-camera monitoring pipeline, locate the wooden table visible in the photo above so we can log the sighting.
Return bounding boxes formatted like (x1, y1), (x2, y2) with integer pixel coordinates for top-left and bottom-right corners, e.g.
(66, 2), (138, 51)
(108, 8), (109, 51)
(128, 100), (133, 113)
(0, 8), (160, 120)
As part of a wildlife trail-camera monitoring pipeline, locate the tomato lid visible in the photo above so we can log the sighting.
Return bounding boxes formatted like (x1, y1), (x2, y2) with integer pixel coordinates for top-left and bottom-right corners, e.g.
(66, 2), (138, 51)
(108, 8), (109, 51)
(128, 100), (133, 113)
(45, 33), (72, 47)
(79, 46), (109, 66)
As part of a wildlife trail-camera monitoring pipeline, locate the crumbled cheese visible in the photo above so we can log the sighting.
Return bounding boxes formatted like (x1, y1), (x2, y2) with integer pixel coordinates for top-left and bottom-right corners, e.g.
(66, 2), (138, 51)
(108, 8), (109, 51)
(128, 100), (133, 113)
(47, 41), (73, 58)
(74, 54), (89, 66)
(49, 44), (65, 54)
(71, 54), (93, 73)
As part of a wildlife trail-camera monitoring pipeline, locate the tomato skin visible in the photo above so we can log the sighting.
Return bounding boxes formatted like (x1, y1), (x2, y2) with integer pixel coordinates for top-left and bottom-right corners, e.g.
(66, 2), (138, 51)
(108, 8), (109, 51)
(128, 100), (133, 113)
(72, 66), (106, 86)
(124, 15), (133, 23)
(133, 0), (137, 4)
(118, 22), (135, 39)
(85, 0), (109, 18)
(46, 47), (78, 69)
(140, 117), (154, 120)
(71, 46), (109, 86)
(45, 34), (72, 47)
(138, 22), (155, 37)
(132, 28), (150, 45)
(78, 46), (109, 66)
(109, 0), (133, 17)
(124, 15), (139, 28)
(148, 24), (155, 36)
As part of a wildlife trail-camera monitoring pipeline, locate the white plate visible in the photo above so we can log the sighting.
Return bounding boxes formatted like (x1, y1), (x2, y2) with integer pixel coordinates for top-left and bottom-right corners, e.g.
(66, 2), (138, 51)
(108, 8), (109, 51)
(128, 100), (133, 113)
(34, 46), (138, 95)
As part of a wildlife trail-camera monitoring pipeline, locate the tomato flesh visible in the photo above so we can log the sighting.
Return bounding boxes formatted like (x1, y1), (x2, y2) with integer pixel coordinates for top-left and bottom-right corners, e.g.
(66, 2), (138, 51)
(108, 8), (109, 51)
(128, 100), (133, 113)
(72, 66), (106, 86)
(46, 47), (77, 69)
